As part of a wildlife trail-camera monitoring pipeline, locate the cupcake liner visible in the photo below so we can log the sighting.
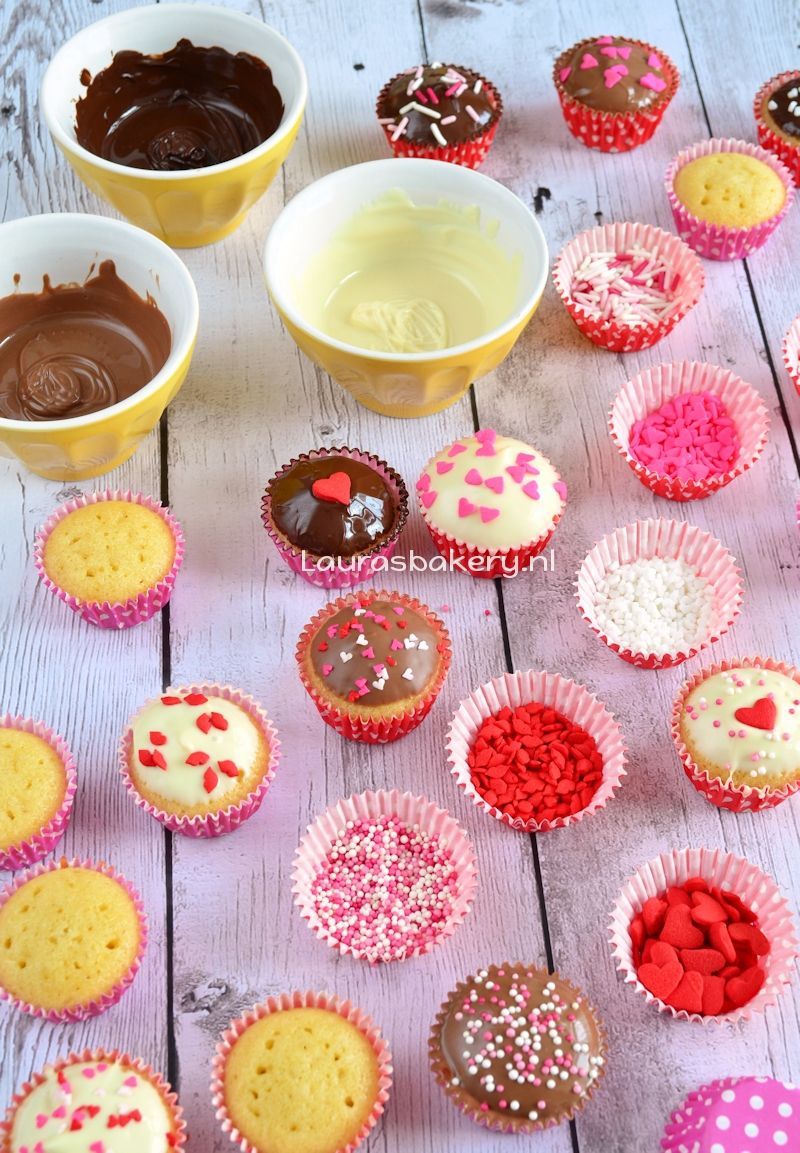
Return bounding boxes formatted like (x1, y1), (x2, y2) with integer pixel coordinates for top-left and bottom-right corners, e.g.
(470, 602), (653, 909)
(611, 847), (798, 1025)
(119, 683), (281, 838)
(34, 489), (185, 630)
(446, 669), (627, 833)
(211, 990), (392, 1153)
(261, 447), (409, 590)
(0, 856), (148, 1022)
(0, 714), (77, 871)
(671, 656), (800, 812)
(609, 360), (770, 501)
(754, 71), (800, 186)
(781, 313), (800, 397)
(0, 1047), (187, 1151)
(553, 38), (679, 153)
(292, 788), (478, 963)
(553, 222), (705, 352)
(575, 518), (743, 669)
(661, 1076), (800, 1151)
(665, 137), (795, 260)
(296, 590), (452, 743)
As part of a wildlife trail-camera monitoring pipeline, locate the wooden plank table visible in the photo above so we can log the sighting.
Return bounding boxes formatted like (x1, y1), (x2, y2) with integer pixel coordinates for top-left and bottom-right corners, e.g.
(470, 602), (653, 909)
(2, 1), (799, 1150)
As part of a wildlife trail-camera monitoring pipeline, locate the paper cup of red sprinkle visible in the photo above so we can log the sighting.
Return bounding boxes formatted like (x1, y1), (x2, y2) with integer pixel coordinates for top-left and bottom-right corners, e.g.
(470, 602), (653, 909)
(0, 714), (78, 871)
(292, 788), (477, 963)
(575, 518), (743, 669)
(782, 314), (800, 397)
(609, 360), (770, 501)
(446, 669), (626, 833)
(610, 846), (798, 1025)
(661, 1076), (800, 1152)
(754, 70), (800, 186)
(553, 222), (704, 352)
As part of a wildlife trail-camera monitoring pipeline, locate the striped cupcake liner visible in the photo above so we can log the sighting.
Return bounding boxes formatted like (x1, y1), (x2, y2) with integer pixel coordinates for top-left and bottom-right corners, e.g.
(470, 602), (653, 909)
(0, 714), (77, 870)
(781, 313), (800, 397)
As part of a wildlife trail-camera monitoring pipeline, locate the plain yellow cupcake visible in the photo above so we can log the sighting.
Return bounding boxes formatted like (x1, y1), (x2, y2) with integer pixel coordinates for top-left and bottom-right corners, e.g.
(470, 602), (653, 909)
(673, 153), (786, 227)
(224, 1007), (380, 1153)
(0, 728), (67, 852)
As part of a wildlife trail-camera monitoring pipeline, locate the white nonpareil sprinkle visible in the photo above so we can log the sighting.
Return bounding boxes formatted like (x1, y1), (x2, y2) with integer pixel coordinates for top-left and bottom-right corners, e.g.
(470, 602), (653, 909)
(592, 556), (715, 655)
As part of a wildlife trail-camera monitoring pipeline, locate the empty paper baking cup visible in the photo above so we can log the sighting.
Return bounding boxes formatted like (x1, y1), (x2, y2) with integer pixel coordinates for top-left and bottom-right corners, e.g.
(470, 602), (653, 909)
(661, 1076), (800, 1152)
(609, 360), (770, 501)
(0, 713), (77, 871)
(782, 313), (800, 397)
(754, 70), (800, 186)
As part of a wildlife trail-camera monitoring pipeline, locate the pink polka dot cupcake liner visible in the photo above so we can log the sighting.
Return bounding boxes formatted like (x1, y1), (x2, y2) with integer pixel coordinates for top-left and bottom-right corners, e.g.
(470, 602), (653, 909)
(445, 669), (627, 833)
(0, 856), (148, 1022)
(672, 656), (800, 813)
(665, 138), (795, 261)
(118, 682), (281, 838)
(292, 787), (478, 963)
(34, 489), (184, 630)
(661, 1076), (800, 1152)
(553, 222), (704, 352)
(754, 70), (800, 186)
(261, 447), (409, 589)
(0, 714), (77, 871)
(781, 313), (800, 397)
(575, 518), (743, 669)
(609, 360), (770, 502)
(610, 846), (799, 1026)
(211, 990), (393, 1153)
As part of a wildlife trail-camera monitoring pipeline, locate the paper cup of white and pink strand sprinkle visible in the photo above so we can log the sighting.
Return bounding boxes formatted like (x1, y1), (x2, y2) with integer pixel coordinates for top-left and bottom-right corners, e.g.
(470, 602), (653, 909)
(609, 360), (770, 502)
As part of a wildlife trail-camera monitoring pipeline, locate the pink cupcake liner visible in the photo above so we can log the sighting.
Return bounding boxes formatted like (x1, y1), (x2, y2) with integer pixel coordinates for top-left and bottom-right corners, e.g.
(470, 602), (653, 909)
(575, 518), (743, 669)
(553, 222), (704, 353)
(782, 313), (800, 397)
(0, 714), (77, 870)
(119, 683), (281, 838)
(446, 669), (627, 833)
(609, 360), (770, 502)
(34, 489), (184, 630)
(211, 990), (392, 1153)
(610, 846), (799, 1025)
(0, 856), (148, 1022)
(292, 788), (478, 963)
(296, 590), (452, 743)
(661, 1076), (800, 1151)
(665, 138), (795, 260)
(261, 447), (409, 590)
(0, 1047), (187, 1152)
(754, 71), (800, 186)
(671, 656), (800, 812)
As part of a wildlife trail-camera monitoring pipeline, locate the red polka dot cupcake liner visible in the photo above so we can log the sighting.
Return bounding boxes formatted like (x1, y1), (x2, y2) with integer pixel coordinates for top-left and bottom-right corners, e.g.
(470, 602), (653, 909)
(119, 683), (281, 838)
(782, 313), (800, 397)
(665, 138), (795, 260)
(754, 70), (800, 186)
(211, 990), (393, 1153)
(446, 669), (626, 833)
(610, 846), (798, 1026)
(0, 856), (148, 1022)
(671, 656), (800, 812)
(661, 1076), (800, 1151)
(261, 447), (409, 589)
(34, 489), (185, 630)
(575, 517), (743, 669)
(609, 360), (770, 502)
(0, 714), (77, 871)
(291, 787), (478, 963)
(553, 222), (704, 353)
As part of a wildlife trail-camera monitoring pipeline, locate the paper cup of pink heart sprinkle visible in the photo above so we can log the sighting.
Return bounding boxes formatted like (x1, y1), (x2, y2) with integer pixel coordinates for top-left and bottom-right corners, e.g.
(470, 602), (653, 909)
(610, 846), (798, 1025)
(781, 314), (800, 397)
(0, 714), (77, 871)
(575, 518), (743, 669)
(666, 138), (794, 260)
(553, 222), (704, 352)
(661, 1076), (800, 1153)
(609, 360), (770, 501)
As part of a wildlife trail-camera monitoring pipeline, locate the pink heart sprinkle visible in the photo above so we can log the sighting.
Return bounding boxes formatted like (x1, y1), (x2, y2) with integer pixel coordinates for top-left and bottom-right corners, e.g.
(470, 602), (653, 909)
(420, 491), (437, 509)
(554, 480), (568, 501)
(596, 35), (614, 44)
(393, 606), (405, 614)
(458, 497), (477, 517)
(484, 476), (504, 493)
(479, 506), (500, 523)
(647, 52), (661, 68)
(522, 481), (541, 500)
(506, 464), (527, 484)
(322, 664), (333, 676)
(52, 1106), (67, 1119)
(447, 442), (467, 456)
(82, 1070), (96, 1080)
(355, 677), (368, 687)
(515, 452), (535, 464)
(465, 468), (483, 486)
(35, 1115), (48, 1130)
(600, 45), (619, 58)
(475, 427), (496, 442)
(640, 72), (667, 92)
(97, 1064), (108, 1072)
(559, 66), (571, 82)
(416, 473), (431, 493)
(390, 639), (404, 650)
(604, 65), (628, 88)
(373, 614), (385, 624)
(436, 460), (454, 474)
(373, 664), (385, 674)
(90, 1143), (105, 1153)
(363, 647), (375, 659)
(617, 45), (632, 60)
(580, 53), (599, 69)
(475, 443), (497, 457)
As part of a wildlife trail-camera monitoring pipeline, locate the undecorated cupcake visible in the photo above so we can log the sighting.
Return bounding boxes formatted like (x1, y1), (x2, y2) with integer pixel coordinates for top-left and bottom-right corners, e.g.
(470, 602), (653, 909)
(755, 70), (800, 185)
(661, 1076), (800, 1152)
(0, 715), (77, 870)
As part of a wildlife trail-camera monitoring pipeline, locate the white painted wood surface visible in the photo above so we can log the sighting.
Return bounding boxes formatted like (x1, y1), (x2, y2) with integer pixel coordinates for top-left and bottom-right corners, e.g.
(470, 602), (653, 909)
(1, 2), (799, 1151)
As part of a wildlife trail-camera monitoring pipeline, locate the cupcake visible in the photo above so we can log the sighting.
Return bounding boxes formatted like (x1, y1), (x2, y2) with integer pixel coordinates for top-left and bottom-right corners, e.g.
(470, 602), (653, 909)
(417, 429), (566, 579)
(261, 447), (408, 589)
(0, 715), (77, 870)
(429, 963), (606, 1133)
(661, 1077), (800, 1152)
(553, 35), (678, 152)
(0, 857), (146, 1021)
(1, 1049), (186, 1151)
(376, 63), (502, 168)
(296, 589), (451, 743)
(35, 490), (184, 629)
(120, 683), (280, 837)
(755, 70), (800, 185)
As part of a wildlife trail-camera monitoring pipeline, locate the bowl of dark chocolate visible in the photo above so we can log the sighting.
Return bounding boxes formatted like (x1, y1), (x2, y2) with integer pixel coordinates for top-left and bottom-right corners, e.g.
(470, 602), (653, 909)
(41, 4), (307, 247)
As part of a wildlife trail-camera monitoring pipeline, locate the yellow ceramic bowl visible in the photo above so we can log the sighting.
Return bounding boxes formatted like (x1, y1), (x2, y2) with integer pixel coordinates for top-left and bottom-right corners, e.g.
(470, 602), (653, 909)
(41, 4), (307, 248)
(0, 213), (199, 480)
(264, 159), (548, 418)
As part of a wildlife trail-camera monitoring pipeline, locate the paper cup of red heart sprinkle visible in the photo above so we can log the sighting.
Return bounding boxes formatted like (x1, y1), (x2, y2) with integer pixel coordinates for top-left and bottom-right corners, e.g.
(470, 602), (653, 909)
(754, 70), (800, 186)
(575, 518), (743, 669)
(446, 669), (626, 833)
(291, 787), (477, 963)
(665, 138), (795, 261)
(782, 314), (800, 397)
(553, 222), (704, 353)
(0, 714), (77, 871)
(609, 360), (770, 502)
(661, 1076), (800, 1152)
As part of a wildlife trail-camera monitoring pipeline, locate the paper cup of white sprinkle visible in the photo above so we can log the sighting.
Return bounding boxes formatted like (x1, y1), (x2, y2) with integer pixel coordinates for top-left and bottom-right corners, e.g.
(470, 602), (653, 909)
(575, 518), (743, 669)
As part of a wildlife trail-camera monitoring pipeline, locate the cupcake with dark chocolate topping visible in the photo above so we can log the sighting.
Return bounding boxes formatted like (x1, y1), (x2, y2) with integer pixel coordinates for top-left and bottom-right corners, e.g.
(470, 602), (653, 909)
(755, 71), (800, 185)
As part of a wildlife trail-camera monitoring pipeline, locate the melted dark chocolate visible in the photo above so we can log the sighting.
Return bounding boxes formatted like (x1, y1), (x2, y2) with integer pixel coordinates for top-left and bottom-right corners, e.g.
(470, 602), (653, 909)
(765, 78), (800, 140)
